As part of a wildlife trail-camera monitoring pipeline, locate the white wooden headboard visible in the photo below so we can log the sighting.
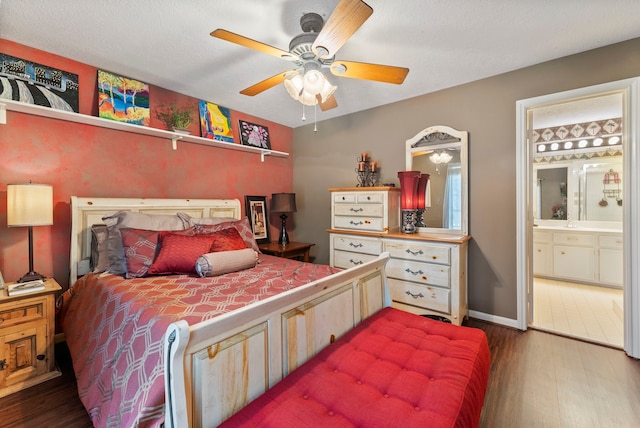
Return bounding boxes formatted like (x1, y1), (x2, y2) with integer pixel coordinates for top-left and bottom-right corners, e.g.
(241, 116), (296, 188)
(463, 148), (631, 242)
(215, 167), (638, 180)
(69, 196), (242, 285)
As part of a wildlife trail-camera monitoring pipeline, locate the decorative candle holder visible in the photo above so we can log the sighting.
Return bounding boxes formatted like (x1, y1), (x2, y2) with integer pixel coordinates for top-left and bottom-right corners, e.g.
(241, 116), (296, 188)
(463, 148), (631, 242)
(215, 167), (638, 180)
(355, 152), (379, 187)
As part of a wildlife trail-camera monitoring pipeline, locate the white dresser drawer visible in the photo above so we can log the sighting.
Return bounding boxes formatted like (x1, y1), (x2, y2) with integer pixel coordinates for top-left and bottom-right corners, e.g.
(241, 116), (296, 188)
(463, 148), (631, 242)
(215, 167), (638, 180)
(334, 216), (385, 232)
(332, 235), (382, 255)
(334, 204), (384, 217)
(333, 193), (357, 203)
(553, 232), (596, 246)
(333, 250), (378, 269)
(383, 239), (451, 265)
(388, 278), (450, 314)
(356, 193), (384, 204)
(387, 258), (450, 288)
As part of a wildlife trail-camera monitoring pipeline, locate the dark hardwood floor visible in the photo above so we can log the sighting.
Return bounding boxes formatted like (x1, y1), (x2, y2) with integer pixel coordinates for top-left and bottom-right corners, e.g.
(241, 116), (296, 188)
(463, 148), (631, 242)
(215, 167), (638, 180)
(1, 320), (639, 427)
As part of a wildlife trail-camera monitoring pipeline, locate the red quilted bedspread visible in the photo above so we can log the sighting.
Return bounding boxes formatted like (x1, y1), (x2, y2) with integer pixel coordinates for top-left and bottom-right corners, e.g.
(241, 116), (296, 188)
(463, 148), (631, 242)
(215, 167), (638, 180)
(60, 254), (339, 428)
(221, 307), (490, 428)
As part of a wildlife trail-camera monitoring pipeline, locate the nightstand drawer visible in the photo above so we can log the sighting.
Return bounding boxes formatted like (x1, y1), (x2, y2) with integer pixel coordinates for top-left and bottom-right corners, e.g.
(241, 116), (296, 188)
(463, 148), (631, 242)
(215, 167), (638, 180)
(333, 250), (378, 269)
(387, 258), (450, 287)
(388, 278), (450, 314)
(332, 235), (382, 255)
(0, 297), (47, 329)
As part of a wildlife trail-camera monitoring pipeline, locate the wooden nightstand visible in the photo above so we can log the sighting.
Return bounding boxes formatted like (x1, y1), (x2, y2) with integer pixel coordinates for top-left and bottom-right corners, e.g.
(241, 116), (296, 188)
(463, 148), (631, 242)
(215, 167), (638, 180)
(0, 277), (61, 397)
(258, 242), (315, 263)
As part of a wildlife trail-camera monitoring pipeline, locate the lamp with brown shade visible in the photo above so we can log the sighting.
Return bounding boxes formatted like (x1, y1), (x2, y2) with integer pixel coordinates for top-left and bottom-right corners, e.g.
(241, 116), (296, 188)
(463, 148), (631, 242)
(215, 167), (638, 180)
(271, 193), (297, 245)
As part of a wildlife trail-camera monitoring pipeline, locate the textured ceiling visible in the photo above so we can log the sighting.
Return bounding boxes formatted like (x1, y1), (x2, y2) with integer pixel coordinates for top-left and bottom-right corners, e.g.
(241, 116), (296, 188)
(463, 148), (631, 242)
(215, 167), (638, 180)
(2, 0), (640, 128)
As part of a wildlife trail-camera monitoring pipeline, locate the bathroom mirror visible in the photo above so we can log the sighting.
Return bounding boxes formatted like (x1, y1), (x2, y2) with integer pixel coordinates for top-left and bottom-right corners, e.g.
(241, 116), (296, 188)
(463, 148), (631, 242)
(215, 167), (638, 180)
(405, 125), (468, 235)
(533, 156), (623, 223)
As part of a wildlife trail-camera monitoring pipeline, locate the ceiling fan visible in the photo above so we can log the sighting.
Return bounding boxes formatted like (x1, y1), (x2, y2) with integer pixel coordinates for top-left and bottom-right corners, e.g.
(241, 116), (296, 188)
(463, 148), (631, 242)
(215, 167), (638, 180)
(211, 0), (409, 112)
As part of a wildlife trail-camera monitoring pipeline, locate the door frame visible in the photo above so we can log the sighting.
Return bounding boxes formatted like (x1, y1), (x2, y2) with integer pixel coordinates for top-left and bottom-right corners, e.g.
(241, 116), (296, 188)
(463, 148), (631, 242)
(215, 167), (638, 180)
(516, 77), (640, 358)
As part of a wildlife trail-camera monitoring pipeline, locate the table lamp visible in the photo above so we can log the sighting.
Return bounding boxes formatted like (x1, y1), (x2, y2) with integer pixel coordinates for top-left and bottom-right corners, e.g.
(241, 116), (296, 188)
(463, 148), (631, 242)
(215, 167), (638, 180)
(7, 183), (53, 282)
(398, 171), (421, 233)
(271, 193), (296, 245)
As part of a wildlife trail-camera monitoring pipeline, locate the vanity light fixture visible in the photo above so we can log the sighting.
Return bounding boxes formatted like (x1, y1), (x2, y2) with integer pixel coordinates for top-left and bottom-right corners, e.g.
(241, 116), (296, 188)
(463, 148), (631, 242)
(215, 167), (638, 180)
(538, 144), (546, 152)
(578, 139), (589, 148)
(593, 137), (604, 146)
(550, 143), (559, 151)
(564, 141), (573, 150)
(608, 136), (620, 145)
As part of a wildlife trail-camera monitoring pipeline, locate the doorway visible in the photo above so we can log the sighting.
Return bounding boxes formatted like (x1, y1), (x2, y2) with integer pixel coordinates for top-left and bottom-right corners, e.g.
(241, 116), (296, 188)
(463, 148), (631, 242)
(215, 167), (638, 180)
(528, 94), (624, 347)
(515, 78), (640, 359)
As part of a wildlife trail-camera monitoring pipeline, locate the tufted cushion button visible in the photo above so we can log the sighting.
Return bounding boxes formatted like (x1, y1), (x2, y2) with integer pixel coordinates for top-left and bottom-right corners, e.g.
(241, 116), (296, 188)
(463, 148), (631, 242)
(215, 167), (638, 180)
(328, 411), (335, 416)
(383, 394), (389, 398)
(334, 369), (338, 373)
(303, 394), (308, 400)
(357, 380), (362, 385)
(415, 406), (421, 411)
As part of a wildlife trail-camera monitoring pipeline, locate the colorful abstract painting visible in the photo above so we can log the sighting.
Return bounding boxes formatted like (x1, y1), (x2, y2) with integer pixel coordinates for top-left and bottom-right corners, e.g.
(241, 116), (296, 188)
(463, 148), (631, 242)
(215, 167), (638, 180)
(199, 100), (233, 143)
(238, 120), (271, 149)
(97, 70), (150, 126)
(0, 52), (79, 112)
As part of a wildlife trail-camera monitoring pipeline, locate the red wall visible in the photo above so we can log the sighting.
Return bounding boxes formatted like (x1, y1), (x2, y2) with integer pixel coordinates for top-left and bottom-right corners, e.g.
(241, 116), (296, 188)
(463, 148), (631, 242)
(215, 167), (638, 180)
(0, 39), (294, 288)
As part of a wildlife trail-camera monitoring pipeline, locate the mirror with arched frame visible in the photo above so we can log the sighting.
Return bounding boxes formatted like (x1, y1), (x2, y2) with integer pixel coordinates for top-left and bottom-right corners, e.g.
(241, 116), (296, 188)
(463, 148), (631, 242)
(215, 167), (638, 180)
(405, 125), (469, 235)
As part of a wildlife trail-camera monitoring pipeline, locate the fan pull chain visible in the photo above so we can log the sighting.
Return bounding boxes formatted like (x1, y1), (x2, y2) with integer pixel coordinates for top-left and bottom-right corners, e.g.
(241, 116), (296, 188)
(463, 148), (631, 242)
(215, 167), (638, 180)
(314, 102), (318, 132)
(301, 103), (306, 121)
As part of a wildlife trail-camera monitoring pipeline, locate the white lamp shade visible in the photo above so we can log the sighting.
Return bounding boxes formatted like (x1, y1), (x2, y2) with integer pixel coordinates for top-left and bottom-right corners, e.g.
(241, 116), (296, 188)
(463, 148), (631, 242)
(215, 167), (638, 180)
(7, 183), (54, 226)
(303, 69), (325, 95)
(284, 72), (303, 99)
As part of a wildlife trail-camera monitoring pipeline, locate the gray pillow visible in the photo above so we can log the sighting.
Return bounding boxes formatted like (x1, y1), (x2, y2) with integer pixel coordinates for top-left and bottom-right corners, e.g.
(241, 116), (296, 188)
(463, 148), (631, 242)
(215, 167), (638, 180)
(102, 211), (185, 275)
(90, 224), (110, 273)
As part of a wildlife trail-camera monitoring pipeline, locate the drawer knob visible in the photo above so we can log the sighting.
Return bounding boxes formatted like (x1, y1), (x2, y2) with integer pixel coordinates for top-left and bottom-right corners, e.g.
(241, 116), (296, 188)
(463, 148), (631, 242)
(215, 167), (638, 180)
(0, 359), (6, 370)
(349, 242), (363, 248)
(37, 354), (46, 361)
(349, 259), (364, 265)
(349, 220), (363, 226)
(405, 291), (424, 299)
(350, 208), (364, 212)
(405, 249), (424, 256)
(405, 268), (425, 276)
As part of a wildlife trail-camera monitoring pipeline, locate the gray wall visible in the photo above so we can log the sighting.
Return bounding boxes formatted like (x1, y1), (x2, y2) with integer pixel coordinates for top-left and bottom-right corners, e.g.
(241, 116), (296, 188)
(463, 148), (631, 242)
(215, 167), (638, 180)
(292, 37), (640, 321)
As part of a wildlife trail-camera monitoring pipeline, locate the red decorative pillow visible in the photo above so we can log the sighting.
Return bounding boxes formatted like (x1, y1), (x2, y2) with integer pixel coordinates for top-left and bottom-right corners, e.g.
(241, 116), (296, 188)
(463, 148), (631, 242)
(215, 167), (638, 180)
(147, 233), (216, 275)
(195, 217), (260, 252)
(121, 227), (197, 278)
(120, 228), (160, 279)
(209, 227), (248, 252)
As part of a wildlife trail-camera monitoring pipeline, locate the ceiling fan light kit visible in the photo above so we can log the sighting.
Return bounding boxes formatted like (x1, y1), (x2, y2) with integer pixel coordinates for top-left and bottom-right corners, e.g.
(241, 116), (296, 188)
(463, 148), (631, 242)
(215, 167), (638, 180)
(211, 0), (409, 121)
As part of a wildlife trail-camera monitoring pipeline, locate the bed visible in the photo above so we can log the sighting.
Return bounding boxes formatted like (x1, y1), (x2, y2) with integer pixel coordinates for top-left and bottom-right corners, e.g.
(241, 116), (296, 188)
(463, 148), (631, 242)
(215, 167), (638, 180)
(61, 197), (489, 428)
(60, 197), (391, 427)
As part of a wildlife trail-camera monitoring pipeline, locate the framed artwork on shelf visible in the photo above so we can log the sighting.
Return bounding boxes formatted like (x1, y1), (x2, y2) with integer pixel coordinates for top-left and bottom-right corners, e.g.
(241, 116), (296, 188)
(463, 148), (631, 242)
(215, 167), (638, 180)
(199, 100), (234, 142)
(238, 120), (271, 149)
(245, 195), (270, 244)
(97, 69), (150, 126)
(0, 52), (79, 112)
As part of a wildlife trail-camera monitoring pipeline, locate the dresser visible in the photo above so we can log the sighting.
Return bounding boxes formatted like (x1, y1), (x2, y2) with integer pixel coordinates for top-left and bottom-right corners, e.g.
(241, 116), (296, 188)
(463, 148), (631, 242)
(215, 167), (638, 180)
(328, 187), (470, 325)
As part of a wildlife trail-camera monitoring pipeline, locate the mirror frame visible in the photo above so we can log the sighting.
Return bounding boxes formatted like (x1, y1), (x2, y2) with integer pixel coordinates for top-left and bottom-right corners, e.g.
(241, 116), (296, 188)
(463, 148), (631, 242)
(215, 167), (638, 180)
(405, 125), (469, 235)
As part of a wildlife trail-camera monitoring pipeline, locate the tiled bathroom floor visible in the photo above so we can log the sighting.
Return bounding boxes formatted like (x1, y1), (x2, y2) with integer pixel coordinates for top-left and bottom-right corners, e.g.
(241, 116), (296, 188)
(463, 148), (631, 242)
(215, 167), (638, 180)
(531, 277), (623, 348)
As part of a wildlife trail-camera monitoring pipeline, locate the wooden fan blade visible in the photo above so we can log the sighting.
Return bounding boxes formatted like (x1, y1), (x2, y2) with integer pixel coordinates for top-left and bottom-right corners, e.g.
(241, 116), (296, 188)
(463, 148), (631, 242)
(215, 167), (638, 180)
(211, 29), (297, 61)
(317, 93), (338, 111)
(312, 0), (373, 59)
(330, 60), (409, 84)
(240, 71), (293, 96)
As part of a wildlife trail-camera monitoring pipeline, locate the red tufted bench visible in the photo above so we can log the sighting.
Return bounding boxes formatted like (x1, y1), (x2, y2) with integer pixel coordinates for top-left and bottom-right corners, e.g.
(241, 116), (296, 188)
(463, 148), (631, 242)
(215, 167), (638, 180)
(219, 307), (490, 427)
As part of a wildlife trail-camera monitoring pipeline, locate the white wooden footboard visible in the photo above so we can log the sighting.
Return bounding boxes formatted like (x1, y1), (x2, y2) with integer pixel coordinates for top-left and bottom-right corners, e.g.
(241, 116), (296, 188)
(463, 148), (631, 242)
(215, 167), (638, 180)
(164, 253), (391, 428)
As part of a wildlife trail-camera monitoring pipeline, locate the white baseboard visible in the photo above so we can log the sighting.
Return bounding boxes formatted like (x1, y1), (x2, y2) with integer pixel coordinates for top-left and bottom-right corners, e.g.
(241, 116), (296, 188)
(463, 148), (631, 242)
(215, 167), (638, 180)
(468, 310), (521, 330)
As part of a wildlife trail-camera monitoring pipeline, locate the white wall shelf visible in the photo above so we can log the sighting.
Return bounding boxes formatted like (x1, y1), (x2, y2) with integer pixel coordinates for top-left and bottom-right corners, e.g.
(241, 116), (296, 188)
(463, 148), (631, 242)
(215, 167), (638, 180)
(0, 99), (288, 161)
